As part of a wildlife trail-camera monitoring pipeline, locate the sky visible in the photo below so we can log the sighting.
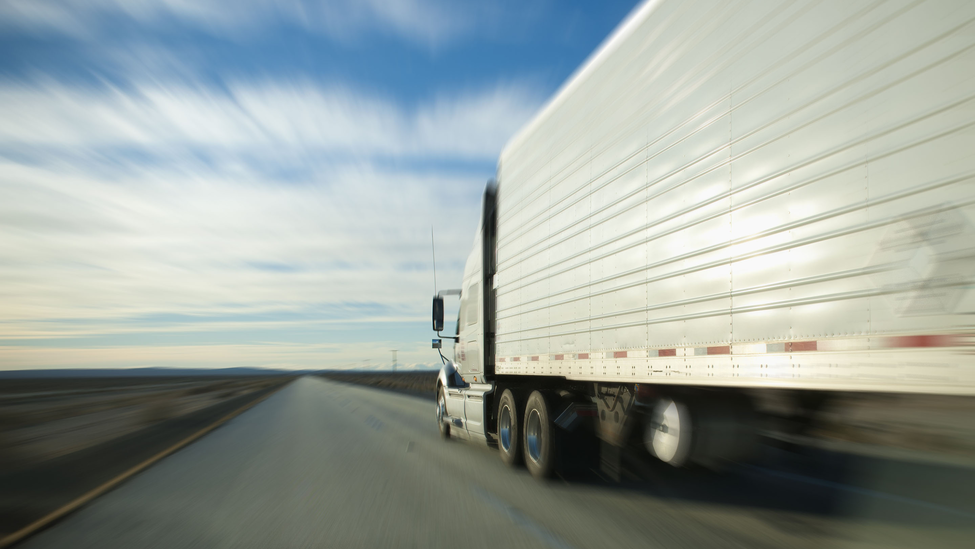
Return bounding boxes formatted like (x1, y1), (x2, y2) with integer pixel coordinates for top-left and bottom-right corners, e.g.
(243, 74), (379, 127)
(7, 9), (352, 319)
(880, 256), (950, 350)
(0, 0), (641, 371)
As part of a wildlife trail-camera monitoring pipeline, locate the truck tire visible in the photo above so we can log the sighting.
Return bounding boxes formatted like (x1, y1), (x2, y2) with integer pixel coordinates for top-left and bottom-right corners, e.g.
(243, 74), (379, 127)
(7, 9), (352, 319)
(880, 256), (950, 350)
(523, 390), (555, 479)
(497, 389), (522, 466)
(437, 386), (450, 439)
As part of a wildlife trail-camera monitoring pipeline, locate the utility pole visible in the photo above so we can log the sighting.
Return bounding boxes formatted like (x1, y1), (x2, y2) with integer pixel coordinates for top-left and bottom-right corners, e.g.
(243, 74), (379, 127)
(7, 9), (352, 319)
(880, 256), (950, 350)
(391, 350), (398, 372)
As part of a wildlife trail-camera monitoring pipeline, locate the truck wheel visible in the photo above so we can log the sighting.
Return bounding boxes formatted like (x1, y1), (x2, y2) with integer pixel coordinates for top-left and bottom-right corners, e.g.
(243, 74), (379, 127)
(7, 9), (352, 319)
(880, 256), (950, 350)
(437, 386), (450, 439)
(498, 389), (522, 466)
(523, 391), (554, 479)
(644, 398), (692, 467)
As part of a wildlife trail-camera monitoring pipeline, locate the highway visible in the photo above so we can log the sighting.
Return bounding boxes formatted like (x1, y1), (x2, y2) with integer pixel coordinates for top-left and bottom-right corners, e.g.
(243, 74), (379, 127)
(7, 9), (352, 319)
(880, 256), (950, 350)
(21, 377), (974, 549)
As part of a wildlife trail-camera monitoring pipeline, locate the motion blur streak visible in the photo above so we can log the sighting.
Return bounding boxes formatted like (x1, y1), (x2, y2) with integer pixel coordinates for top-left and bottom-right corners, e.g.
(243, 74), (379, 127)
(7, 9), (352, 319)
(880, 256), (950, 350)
(0, 78), (537, 370)
(0, 0), (565, 372)
(17, 378), (975, 549)
(2, 0), (975, 548)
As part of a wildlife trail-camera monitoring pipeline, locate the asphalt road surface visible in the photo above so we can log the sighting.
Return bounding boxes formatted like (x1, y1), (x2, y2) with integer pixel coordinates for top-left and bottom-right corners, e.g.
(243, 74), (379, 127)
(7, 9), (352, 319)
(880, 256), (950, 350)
(21, 377), (974, 548)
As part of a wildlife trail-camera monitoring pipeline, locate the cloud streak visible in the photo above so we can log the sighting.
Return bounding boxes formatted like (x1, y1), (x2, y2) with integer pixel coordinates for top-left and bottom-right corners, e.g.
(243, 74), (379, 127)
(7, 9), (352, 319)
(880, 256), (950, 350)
(0, 0), (488, 45)
(0, 161), (474, 317)
(0, 79), (540, 161)
(0, 75), (536, 369)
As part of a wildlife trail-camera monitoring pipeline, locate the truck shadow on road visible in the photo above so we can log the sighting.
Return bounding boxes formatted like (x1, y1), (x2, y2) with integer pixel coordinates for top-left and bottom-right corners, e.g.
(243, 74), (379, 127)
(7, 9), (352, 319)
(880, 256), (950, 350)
(327, 379), (973, 531)
(553, 440), (974, 531)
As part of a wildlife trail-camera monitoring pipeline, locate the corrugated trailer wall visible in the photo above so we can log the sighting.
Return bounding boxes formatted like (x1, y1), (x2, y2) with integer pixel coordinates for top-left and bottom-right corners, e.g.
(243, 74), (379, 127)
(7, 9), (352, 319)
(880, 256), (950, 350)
(494, 0), (975, 395)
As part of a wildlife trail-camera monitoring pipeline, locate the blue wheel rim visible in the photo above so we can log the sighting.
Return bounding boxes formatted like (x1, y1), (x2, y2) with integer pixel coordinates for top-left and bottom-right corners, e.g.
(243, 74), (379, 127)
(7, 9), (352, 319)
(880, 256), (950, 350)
(499, 404), (512, 451)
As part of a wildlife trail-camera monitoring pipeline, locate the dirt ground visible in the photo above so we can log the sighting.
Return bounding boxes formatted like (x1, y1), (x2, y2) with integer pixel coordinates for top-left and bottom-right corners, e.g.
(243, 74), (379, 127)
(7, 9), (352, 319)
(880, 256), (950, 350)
(0, 377), (285, 471)
(317, 371), (438, 397)
(0, 376), (293, 541)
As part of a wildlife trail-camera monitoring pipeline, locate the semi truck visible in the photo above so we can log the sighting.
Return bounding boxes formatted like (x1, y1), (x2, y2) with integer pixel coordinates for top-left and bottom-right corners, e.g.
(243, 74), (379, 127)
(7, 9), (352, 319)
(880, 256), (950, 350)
(431, 0), (975, 479)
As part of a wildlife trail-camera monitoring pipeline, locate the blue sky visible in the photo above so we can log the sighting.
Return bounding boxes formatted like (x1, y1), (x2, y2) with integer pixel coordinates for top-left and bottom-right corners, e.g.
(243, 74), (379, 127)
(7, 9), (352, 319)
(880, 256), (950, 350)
(0, 0), (640, 371)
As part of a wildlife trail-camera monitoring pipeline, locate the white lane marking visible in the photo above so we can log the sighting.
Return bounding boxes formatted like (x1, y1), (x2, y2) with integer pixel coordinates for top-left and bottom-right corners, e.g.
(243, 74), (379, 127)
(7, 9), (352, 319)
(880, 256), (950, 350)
(743, 465), (975, 519)
(472, 487), (579, 549)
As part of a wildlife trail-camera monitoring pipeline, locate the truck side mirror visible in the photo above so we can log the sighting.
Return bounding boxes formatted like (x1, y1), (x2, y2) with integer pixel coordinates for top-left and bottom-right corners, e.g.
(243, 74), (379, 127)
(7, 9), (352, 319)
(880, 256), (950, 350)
(432, 296), (444, 332)
(432, 339), (442, 349)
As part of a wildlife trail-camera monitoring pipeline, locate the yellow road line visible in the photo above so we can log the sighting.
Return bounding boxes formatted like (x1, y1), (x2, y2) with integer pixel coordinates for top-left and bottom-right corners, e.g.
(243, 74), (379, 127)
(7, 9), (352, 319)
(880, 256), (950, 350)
(0, 380), (292, 548)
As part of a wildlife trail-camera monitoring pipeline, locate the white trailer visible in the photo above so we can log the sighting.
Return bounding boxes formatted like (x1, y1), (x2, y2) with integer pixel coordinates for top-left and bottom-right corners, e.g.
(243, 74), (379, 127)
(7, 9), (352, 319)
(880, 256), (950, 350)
(432, 0), (975, 478)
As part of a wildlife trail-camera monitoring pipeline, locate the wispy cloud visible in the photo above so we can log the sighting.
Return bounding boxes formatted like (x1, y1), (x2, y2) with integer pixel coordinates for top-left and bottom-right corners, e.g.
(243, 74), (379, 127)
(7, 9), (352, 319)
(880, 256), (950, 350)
(0, 158), (475, 369)
(0, 0), (575, 372)
(0, 160), (477, 318)
(0, 75), (538, 369)
(0, 79), (540, 161)
(0, 0), (488, 45)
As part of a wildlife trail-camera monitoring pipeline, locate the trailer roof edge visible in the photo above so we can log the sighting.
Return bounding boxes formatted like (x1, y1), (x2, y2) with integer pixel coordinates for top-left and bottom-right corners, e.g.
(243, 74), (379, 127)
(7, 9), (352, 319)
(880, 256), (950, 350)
(500, 0), (664, 164)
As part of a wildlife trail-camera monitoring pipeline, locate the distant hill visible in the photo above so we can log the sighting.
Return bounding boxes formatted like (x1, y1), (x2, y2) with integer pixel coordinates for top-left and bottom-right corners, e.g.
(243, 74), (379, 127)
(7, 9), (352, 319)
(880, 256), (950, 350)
(0, 367), (314, 379)
(317, 368), (440, 374)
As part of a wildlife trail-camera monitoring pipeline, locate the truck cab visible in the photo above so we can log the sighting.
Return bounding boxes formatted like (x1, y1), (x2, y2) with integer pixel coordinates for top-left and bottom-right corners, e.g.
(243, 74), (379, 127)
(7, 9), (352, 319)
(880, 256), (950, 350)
(433, 185), (497, 443)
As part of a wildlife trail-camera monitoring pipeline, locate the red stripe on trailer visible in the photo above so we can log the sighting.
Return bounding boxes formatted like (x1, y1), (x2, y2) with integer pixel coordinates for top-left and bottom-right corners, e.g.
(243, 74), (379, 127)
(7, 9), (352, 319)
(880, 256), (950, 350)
(498, 334), (967, 367)
(790, 341), (817, 352)
(886, 335), (952, 348)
